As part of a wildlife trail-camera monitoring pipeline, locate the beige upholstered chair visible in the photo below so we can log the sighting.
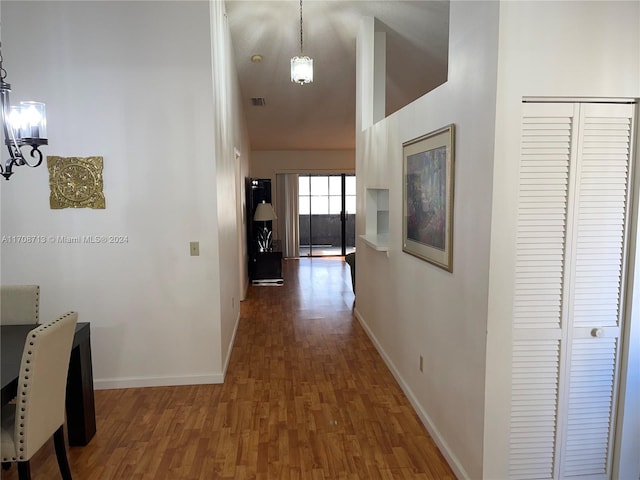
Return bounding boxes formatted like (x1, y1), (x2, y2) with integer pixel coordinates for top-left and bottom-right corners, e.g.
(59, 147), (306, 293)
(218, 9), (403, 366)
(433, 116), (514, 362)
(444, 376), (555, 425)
(1, 312), (78, 480)
(0, 285), (40, 325)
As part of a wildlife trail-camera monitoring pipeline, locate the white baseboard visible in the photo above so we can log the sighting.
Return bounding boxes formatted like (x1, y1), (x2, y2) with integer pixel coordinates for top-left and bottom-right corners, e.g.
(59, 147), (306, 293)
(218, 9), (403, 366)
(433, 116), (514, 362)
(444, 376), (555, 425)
(222, 308), (242, 377)
(353, 307), (469, 480)
(94, 372), (224, 390)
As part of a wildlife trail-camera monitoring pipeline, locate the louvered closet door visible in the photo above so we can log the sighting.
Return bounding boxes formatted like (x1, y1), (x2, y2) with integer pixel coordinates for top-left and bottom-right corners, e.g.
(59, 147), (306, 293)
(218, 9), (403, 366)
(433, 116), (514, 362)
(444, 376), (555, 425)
(509, 102), (635, 480)
(510, 102), (575, 480)
(558, 103), (634, 479)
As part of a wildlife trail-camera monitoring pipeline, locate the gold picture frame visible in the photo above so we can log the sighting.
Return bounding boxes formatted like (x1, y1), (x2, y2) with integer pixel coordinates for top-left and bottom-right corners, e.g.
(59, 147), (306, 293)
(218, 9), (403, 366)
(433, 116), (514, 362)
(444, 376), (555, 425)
(402, 124), (455, 271)
(48, 156), (106, 209)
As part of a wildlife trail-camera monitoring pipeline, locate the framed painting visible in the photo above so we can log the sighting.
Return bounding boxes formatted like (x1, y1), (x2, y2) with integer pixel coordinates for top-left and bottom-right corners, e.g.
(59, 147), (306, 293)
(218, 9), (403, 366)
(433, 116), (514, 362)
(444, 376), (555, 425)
(402, 124), (455, 271)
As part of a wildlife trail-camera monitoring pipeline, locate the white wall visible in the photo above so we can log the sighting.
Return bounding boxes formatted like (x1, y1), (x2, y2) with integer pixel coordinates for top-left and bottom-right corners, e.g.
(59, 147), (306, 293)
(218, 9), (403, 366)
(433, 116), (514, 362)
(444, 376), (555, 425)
(484, 1), (640, 478)
(355, 3), (500, 478)
(210, 0), (252, 367)
(250, 149), (355, 182)
(1, 1), (249, 388)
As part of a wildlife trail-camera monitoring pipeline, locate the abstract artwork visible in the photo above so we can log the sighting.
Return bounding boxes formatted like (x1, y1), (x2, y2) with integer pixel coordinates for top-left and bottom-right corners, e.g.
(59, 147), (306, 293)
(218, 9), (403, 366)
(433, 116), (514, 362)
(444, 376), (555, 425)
(402, 125), (455, 271)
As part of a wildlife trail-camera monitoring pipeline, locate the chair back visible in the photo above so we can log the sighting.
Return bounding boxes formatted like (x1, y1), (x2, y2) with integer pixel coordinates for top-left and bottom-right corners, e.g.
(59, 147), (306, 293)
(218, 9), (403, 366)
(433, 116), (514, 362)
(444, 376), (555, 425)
(13, 312), (78, 460)
(1, 285), (40, 325)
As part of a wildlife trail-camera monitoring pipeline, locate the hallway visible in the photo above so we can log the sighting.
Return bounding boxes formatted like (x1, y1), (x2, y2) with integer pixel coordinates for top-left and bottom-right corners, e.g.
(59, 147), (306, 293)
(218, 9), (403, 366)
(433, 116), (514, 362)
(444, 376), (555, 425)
(223, 257), (454, 478)
(2, 258), (454, 479)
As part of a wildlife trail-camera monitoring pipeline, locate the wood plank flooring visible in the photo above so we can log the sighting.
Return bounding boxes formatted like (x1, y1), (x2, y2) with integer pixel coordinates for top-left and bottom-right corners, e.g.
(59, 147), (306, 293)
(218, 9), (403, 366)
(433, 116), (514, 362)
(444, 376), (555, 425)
(1, 258), (454, 479)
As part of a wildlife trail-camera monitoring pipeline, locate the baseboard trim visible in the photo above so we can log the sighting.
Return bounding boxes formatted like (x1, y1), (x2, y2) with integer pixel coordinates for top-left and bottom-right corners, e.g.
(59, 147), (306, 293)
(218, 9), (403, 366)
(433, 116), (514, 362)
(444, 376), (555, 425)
(353, 306), (469, 480)
(222, 308), (242, 377)
(94, 372), (224, 390)
(251, 278), (284, 286)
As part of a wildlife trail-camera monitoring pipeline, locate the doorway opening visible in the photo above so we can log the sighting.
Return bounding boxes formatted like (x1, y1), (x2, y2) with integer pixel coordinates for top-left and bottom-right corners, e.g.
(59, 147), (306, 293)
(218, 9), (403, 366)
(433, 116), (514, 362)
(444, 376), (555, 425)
(298, 174), (356, 257)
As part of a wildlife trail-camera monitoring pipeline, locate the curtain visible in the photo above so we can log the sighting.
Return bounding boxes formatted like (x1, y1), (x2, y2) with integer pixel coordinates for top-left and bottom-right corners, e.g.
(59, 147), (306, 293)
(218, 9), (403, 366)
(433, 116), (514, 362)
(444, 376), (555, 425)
(276, 173), (299, 258)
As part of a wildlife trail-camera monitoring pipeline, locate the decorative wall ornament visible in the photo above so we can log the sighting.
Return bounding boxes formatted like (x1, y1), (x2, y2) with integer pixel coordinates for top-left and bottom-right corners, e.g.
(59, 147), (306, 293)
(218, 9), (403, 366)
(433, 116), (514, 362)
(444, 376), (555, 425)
(47, 156), (105, 209)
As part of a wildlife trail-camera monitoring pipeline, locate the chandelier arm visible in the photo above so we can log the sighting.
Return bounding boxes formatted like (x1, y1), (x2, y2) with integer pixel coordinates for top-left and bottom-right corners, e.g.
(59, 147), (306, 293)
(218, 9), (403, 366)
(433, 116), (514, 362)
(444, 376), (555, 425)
(1, 75), (24, 179)
(23, 146), (44, 168)
(2, 126), (23, 162)
(2, 158), (15, 180)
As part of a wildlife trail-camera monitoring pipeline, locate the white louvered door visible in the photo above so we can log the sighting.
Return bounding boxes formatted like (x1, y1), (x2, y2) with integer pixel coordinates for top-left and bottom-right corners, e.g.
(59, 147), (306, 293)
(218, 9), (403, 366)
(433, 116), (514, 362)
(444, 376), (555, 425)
(510, 102), (574, 480)
(509, 102), (636, 480)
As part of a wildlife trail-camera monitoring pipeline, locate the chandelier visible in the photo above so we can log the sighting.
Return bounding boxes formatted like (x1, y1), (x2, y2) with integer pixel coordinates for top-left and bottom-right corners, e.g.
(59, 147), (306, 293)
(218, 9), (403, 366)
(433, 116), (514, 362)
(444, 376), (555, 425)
(290, 0), (313, 85)
(0, 43), (47, 180)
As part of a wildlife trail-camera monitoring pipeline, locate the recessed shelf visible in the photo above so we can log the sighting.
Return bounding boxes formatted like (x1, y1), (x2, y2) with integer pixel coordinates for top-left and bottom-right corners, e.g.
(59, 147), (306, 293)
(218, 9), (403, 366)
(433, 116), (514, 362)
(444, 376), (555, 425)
(359, 233), (388, 251)
(364, 188), (389, 252)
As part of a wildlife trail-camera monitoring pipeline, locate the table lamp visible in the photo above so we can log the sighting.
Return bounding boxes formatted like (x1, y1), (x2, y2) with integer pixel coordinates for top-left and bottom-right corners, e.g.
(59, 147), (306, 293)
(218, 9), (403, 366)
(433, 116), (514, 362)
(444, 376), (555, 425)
(254, 200), (277, 252)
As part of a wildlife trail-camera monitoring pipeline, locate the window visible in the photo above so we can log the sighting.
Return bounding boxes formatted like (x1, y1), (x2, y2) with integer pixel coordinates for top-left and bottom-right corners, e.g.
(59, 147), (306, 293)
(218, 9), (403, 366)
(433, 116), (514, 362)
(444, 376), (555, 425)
(298, 174), (356, 256)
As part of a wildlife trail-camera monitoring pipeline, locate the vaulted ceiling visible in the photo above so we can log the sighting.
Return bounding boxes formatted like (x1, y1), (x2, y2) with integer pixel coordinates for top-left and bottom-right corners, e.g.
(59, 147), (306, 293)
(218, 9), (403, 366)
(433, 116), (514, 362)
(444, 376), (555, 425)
(225, 0), (450, 151)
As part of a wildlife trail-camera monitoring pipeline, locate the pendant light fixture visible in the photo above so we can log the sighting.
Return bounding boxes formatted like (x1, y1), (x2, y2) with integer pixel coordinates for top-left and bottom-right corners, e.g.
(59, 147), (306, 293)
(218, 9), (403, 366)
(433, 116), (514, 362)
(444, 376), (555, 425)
(0, 42), (48, 180)
(290, 0), (313, 85)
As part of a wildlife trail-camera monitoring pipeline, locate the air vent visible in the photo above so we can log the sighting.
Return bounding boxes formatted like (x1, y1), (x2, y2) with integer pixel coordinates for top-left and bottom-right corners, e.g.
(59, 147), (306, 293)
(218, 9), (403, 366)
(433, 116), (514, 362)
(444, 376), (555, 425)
(250, 97), (266, 106)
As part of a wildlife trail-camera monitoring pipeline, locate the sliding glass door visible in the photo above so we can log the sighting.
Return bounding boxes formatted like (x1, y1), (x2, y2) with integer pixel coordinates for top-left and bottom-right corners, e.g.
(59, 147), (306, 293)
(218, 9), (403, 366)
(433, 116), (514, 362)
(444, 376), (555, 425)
(298, 174), (355, 257)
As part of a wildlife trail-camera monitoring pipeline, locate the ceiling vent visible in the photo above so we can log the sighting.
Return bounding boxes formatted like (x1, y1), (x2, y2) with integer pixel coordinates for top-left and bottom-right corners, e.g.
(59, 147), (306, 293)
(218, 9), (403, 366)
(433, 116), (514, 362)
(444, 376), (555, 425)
(250, 97), (266, 106)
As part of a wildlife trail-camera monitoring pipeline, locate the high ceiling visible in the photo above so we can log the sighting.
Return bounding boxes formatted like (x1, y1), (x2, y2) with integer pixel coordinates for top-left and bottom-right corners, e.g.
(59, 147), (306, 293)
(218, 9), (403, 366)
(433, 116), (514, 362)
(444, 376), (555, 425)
(225, 0), (450, 151)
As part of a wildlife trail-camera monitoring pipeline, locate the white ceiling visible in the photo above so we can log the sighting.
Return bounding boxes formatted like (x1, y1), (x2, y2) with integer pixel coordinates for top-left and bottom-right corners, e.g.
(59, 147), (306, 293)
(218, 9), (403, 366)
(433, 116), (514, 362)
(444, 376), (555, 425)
(225, 0), (450, 151)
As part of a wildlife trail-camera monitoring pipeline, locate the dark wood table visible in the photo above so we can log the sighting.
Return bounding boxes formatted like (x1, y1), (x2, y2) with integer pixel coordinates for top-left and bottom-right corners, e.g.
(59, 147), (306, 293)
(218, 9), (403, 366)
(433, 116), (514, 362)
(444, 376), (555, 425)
(1, 322), (97, 446)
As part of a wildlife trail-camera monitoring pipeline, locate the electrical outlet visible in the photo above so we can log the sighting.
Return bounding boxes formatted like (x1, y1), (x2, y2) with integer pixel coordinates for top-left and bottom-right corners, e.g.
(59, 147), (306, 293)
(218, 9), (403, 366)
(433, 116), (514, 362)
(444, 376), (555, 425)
(190, 241), (200, 256)
(420, 355), (424, 372)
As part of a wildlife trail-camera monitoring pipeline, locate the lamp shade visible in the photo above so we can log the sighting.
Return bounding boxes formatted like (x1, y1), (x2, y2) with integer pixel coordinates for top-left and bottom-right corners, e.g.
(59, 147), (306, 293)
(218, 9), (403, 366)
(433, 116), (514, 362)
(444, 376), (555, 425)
(254, 201), (277, 221)
(19, 101), (46, 139)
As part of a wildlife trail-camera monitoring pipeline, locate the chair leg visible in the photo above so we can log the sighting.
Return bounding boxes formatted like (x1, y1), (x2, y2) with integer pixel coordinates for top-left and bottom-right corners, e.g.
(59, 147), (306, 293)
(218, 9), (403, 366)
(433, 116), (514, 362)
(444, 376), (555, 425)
(17, 461), (31, 480)
(53, 426), (73, 480)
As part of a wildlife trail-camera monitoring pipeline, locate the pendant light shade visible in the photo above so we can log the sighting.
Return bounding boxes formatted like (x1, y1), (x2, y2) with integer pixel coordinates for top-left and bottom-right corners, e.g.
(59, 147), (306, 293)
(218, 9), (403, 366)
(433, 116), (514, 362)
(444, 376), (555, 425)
(290, 56), (313, 85)
(290, 0), (313, 85)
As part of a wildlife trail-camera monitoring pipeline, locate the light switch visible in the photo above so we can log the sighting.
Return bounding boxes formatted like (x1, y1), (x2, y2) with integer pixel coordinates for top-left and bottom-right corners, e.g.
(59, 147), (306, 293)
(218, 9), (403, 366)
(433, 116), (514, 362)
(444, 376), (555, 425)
(190, 241), (200, 256)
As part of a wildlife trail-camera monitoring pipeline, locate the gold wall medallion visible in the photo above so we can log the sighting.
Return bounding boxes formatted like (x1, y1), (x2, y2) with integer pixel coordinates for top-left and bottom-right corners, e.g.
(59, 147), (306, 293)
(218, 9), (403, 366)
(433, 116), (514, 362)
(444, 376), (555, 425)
(47, 156), (106, 209)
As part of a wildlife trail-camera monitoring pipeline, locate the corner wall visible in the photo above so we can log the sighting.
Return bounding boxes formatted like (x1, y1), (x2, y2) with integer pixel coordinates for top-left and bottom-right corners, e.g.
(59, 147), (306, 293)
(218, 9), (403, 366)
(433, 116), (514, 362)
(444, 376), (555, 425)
(210, 0), (252, 369)
(355, 3), (500, 478)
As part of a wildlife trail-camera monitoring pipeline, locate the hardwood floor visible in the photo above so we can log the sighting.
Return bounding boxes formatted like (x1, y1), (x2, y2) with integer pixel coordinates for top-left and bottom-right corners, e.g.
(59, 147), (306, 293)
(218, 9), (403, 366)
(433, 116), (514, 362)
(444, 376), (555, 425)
(1, 258), (454, 479)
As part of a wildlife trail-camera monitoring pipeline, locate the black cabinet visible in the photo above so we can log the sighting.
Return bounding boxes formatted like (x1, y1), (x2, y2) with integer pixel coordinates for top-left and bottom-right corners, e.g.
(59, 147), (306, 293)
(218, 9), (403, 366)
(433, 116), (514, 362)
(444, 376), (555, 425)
(252, 251), (283, 284)
(246, 178), (283, 284)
